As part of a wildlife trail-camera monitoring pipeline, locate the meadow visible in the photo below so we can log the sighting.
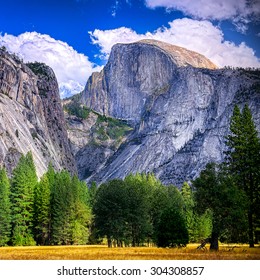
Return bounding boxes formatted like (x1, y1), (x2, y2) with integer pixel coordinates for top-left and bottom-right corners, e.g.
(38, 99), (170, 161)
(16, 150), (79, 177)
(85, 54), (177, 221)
(0, 244), (259, 260)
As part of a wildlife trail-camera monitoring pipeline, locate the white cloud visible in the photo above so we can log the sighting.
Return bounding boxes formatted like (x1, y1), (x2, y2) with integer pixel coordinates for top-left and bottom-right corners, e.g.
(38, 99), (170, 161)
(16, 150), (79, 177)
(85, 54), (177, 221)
(145, 0), (260, 33)
(145, 0), (260, 21)
(89, 18), (260, 68)
(0, 32), (100, 98)
(89, 27), (149, 60)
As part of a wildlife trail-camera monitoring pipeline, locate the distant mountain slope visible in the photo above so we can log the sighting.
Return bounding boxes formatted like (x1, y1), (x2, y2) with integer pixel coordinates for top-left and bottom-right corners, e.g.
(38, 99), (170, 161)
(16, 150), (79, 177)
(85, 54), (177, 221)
(0, 48), (76, 176)
(74, 40), (260, 185)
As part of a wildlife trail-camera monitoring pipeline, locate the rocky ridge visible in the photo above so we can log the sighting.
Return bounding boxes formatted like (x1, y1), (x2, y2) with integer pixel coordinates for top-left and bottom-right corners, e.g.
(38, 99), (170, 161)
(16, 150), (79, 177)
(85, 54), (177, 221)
(0, 49), (76, 177)
(73, 40), (260, 185)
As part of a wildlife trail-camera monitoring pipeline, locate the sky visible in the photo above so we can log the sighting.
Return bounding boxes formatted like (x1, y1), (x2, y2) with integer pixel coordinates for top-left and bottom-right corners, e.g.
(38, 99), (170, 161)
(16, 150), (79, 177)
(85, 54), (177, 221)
(0, 0), (259, 98)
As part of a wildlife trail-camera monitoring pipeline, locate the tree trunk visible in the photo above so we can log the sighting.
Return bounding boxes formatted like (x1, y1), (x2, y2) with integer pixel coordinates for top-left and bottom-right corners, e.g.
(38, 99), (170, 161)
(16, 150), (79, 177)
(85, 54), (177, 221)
(248, 207), (254, 248)
(248, 175), (255, 248)
(210, 232), (219, 250)
(107, 237), (112, 248)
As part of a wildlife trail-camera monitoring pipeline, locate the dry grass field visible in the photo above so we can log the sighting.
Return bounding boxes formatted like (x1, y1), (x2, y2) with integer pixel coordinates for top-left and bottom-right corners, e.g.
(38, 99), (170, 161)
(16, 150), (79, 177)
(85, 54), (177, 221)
(0, 244), (259, 260)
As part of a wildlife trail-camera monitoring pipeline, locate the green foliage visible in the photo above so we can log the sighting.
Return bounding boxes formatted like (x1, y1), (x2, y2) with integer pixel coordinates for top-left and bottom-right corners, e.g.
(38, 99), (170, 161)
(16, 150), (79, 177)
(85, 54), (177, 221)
(70, 176), (91, 245)
(50, 170), (91, 245)
(1, 156), (92, 246)
(34, 174), (51, 245)
(94, 179), (128, 247)
(26, 62), (50, 77)
(0, 168), (11, 246)
(156, 207), (188, 247)
(95, 114), (132, 141)
(181, 182), (212, 243)
(193, 163), (248, 250)
(93, 173), (190, 248)
(196, 209), (213, 242)
(10, 152), (37, 246)
(88, 182), (98, 208)
(225, 104), (260, 247)
(64, 101), (91, 119)
(124, 174), (154, 246)
(152, 184), (188, 247)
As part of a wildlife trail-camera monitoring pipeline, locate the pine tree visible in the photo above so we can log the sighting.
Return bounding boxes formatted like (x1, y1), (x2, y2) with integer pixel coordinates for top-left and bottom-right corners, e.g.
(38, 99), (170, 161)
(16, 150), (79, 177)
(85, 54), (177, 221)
(156, 207), (188, 247)
(124, 174), (153, 247)
(93, 179), (128, 247)
(11, 152), (37, 245)
(181, 182), (197, 242)
(34, 174), (51, 245)
(0, 168), (11, 246)
(70, 176), (91, 245)
(225, 104), (260, 247)
(50, 170), (91, 245)
(193, 163), (248, 250)
(153, 185), (188, 247)
(50, 170), (72, 245)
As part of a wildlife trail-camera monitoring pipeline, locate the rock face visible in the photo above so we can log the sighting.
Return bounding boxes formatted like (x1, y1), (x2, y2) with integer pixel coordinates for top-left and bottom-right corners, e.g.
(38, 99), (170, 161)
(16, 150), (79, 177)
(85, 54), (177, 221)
(64, 101), (132, 181)
(0, 49), (76, 177)
(78, 39), (260, 186)
(81, 40), (217, 125)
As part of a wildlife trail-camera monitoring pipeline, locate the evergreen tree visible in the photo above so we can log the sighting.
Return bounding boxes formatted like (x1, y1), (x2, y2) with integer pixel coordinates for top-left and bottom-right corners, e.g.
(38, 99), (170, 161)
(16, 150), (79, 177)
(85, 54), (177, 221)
(156, 207), (188, 247)
(193, 163), (248, 250)
(152, 184), (188, 247)
(70, 176), (91, 245)
(124, 174), (153, 247)
(88, 182), (101, 244)
(50, 170), (73, 245)
(50, 170), (91, 245)
(181, 182), (212, 242)
(225, 104), (260, 247)
(89, 182), (98, 208)
(46, 163), (55, 189)
(34, 174), (51, 245)
(0, 168), (11, 246)
(150, 183), (169, 242)
(93, 179), (128, 247)
(11, 152), (37, 245)
(181, 182), (197, 242)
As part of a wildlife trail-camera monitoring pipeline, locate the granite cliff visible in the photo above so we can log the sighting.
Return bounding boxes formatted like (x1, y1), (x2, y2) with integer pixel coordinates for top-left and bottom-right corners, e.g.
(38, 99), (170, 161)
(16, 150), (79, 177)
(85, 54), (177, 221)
(0, 48), (76, 177)
(72, 39), (260, 186)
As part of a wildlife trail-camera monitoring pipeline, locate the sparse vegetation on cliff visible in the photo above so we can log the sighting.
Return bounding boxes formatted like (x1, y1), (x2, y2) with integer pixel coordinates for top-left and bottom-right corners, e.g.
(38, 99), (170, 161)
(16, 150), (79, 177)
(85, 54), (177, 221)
(64, 101), (91, 119)
(26, 62), (50, 78)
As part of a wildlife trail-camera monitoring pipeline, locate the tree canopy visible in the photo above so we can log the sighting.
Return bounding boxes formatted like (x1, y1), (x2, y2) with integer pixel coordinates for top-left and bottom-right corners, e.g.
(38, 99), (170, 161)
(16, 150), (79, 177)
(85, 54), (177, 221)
(225, 104), (260, 247)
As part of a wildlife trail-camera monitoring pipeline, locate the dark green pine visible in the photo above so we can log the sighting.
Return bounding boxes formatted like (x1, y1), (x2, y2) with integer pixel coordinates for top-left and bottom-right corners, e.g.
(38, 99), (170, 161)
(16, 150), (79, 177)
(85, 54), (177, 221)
(0, 168), (12, 246)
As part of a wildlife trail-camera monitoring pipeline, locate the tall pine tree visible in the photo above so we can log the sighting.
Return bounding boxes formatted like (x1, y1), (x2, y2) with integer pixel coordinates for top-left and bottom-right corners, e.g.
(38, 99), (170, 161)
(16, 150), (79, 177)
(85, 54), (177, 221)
(0, 168), (11, 246)
(11, 152), (37, 245)
(225, 104), (260, 247)
(34, 174), (51, 245)
(193, 163), (248, 250)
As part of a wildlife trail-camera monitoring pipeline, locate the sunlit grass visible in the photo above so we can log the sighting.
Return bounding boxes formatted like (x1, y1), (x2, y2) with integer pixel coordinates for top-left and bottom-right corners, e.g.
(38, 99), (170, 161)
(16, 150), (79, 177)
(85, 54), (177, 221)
(0, 244), (259, 260)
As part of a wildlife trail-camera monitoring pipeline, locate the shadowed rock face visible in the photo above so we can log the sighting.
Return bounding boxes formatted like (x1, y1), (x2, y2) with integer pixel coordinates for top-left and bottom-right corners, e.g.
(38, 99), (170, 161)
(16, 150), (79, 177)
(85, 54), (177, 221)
(0, 49), (76, 177)
(76, 40), (260, 186)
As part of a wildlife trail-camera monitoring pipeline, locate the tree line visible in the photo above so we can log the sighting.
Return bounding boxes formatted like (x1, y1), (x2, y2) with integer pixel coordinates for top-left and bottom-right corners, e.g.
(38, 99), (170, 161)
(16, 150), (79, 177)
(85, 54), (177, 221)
(0, 104), (259, 249)
(0, 155), (91, 246)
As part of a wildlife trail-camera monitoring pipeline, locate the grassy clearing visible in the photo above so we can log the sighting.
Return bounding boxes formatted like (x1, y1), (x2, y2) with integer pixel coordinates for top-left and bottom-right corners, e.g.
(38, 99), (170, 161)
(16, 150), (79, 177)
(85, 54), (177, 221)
(0, 244), (259, 260)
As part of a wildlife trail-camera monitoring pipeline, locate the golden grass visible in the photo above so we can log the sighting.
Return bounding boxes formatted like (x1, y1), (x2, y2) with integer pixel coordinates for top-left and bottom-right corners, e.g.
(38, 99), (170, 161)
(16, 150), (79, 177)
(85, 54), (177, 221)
(0, 244), (259, 260)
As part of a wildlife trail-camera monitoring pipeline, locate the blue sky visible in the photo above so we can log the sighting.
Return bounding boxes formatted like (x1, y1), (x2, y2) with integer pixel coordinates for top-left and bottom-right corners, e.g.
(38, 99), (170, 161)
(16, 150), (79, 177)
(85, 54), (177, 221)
(0, 0), (259, 97)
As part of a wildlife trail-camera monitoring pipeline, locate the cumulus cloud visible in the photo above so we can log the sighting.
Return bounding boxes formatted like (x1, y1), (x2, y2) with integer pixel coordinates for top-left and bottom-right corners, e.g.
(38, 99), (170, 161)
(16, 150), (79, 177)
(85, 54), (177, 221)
(89, 18), (260, 68)
(145, 0), (260, 21)
(145, 0), (260, 33)
(0, 32), (100, 98)
(89, 27), (149, 59)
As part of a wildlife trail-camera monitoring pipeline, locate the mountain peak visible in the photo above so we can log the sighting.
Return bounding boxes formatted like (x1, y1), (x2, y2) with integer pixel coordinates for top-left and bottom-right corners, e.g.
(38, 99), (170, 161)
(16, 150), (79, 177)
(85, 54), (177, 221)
(125, 39), (217, 69)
